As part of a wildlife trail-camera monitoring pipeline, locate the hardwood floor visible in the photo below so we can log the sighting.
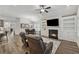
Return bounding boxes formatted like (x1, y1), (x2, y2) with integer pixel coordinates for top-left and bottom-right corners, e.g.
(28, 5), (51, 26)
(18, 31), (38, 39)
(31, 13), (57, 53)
(56, 40), (79, 54)
(0, 35), (25, 54)
(0, 35), (79, 54)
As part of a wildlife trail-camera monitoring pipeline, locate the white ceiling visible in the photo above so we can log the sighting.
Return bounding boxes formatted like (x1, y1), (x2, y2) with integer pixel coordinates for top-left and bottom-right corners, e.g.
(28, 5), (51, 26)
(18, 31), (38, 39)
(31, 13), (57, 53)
(0, 5), (37, 17)
(0, 5), (78, 21)
(44, 5), (79, 18)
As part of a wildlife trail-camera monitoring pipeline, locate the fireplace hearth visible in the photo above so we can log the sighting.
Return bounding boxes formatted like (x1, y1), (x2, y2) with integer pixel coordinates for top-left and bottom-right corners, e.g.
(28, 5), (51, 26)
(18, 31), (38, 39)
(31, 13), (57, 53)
(49, 30), (58, 39)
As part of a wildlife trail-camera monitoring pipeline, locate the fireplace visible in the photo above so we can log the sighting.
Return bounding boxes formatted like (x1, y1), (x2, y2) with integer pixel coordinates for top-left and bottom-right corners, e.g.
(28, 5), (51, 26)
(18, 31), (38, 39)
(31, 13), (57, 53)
(49, 30), (58, 39)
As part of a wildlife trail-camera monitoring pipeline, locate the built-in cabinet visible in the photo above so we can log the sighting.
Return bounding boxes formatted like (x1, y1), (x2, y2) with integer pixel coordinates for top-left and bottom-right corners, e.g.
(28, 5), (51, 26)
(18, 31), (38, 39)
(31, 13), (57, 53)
(41, 19), (48, 37)
(61, 15), (77, 42)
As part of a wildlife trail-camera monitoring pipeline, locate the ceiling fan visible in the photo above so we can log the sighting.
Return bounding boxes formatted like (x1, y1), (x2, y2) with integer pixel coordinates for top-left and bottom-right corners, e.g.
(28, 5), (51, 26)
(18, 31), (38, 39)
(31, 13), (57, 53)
(35, 5), (51, 14)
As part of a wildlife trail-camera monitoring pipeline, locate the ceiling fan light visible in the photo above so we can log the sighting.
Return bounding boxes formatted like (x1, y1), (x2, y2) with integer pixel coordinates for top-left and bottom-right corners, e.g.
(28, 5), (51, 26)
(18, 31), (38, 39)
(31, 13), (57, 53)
(41, 9), (45, 12)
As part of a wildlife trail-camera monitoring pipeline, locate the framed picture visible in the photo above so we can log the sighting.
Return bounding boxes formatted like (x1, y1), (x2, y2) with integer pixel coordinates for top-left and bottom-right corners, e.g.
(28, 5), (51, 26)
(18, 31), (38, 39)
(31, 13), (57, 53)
(21, 23), (29, 28)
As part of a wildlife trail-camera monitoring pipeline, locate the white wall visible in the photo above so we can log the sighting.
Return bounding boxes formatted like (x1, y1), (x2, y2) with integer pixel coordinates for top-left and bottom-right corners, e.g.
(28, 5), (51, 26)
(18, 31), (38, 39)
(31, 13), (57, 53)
(20, 17), (41, 34)
(20, 18), (35, 32)
(77, 8), (79, 37)
(0, 15), (20, 35)
(76, 7), (79, 47)
(20, 18), (32, 24)
(0, 16), (41, 35)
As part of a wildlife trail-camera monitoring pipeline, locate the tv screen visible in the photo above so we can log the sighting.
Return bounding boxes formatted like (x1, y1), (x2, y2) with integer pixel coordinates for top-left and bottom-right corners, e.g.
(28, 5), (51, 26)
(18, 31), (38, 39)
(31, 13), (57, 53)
(47, 19), (59, 26)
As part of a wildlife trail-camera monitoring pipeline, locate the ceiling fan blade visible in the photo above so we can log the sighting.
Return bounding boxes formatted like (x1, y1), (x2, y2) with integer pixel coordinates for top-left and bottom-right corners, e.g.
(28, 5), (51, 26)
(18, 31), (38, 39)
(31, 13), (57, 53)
(45, 10), (48, 13)
(45, 7), (51, 9)
(40, 11), (42, 13)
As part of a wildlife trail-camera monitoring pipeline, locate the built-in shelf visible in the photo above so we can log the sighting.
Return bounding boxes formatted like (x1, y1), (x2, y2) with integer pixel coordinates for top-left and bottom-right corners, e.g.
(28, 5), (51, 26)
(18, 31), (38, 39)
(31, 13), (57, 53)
(63, 20), (75, 23)
(61, 15), (76, 42)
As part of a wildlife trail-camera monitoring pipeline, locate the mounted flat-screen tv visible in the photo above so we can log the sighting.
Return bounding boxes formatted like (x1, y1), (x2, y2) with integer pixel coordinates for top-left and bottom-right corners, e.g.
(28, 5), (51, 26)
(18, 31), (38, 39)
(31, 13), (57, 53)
(47, 19), (59, 26)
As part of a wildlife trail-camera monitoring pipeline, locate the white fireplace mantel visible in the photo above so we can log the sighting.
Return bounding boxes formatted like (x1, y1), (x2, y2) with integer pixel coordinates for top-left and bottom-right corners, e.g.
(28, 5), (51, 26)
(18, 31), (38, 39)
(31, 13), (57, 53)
(48, 26), (59, 30)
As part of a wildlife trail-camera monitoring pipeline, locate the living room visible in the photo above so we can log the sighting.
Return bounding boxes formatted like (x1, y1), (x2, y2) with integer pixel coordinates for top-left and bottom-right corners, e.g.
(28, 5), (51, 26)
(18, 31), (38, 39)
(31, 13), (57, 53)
(0, 5), (79, 54)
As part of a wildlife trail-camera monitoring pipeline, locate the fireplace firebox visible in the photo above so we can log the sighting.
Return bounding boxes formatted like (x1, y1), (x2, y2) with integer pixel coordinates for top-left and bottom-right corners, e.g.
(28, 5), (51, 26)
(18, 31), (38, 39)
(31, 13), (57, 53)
(49, 30), (58, 39)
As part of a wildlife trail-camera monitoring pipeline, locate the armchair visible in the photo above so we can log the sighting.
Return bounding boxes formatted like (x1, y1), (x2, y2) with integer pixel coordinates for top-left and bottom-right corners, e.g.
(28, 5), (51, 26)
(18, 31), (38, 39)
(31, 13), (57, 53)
(27, 36), (53, 54)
